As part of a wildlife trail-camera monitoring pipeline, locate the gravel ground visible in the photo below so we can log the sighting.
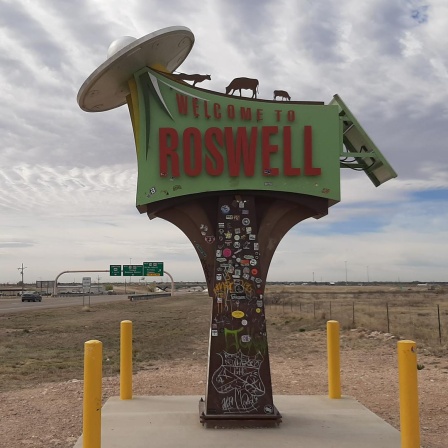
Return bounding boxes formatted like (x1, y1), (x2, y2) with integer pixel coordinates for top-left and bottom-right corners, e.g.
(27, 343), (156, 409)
(0, 328), (446, 448)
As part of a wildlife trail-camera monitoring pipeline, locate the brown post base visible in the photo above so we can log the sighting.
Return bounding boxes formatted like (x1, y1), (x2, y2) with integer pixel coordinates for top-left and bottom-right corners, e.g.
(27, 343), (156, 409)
(143, 191), (330, 426)
(199, 398), (282, 428)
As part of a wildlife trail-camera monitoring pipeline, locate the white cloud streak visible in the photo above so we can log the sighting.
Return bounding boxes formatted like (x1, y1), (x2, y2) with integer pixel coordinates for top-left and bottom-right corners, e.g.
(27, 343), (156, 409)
(0, 0), (447, 284)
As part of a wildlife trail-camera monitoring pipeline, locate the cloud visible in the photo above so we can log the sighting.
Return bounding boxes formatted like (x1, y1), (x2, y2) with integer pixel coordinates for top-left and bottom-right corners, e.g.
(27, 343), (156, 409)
(0, 0), (447, 284)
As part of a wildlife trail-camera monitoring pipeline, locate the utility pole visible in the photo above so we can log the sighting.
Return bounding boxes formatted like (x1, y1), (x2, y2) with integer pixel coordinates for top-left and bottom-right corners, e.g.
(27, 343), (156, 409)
(97, 275), (101, 293)
(17, 263), (27, 296)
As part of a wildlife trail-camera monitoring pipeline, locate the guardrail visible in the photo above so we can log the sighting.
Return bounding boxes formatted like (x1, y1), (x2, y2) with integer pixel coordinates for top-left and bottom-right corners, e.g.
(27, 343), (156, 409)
(128, 293), (171, 301)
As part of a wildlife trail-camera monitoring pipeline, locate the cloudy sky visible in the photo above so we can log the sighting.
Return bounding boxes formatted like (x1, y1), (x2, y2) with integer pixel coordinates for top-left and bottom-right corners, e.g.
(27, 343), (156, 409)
(1, 0), (447, 286)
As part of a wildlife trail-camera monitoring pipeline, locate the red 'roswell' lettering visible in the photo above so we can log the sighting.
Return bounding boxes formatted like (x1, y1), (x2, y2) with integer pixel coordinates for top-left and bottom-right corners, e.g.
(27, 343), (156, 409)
(159, 126), (321, 178)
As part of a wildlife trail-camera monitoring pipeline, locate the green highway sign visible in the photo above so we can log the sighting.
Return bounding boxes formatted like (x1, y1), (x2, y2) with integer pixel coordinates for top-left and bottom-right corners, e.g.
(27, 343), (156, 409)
(143, 262), (164, 276)
(123, 265), (143, 276)
(110, 263), (163, 276)
(109, 265), (122, 276)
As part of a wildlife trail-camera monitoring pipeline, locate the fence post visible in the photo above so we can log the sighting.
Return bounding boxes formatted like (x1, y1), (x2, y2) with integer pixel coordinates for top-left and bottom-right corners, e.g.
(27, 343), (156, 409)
(386, 302), (390, 333)
(120, 320), (133, 400)
(397, 340), (420, 448)
(83, 340), (102, 448)
(352, 301), (355, 327)
(327, 320), (341, 399)
(437, 305), (442, 345)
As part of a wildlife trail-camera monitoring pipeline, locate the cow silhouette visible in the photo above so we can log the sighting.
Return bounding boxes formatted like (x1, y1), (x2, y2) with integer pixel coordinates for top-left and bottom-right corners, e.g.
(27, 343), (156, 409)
(273, 90), (291, 101)
(225, 78), (259, 98)
(174, 73), (211, 86)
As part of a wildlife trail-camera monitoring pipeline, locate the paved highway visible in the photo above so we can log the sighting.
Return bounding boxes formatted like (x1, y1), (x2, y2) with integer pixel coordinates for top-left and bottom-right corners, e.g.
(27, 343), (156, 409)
(0, 294), (132, 314)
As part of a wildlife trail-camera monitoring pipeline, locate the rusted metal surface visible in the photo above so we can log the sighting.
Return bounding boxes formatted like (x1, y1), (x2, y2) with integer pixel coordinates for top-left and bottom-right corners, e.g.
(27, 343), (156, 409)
(148, 192), (328, 425)
(199, 398), (281, 428)
(148, 192), (329, 294)
(204, 195), (275, 418)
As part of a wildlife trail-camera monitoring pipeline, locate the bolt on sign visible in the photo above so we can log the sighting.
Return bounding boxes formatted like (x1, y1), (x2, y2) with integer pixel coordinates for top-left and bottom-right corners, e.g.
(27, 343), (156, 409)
(78, 26), (396, 427)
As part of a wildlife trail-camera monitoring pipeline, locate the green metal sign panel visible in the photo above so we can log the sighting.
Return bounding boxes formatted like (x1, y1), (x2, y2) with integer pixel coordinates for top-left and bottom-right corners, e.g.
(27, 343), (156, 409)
(109, 265), (122, 276)
(143, 262), (164, 276)
(131, 68), (341, 209)
(123, 265), (143, 276)
(329, 94), (397, 187)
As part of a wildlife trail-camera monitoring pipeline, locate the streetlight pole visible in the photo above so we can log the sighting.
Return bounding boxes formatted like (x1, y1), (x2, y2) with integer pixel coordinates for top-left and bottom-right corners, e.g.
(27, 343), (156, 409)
(17, 263), (27, 296)
(344, 261), (348, 285)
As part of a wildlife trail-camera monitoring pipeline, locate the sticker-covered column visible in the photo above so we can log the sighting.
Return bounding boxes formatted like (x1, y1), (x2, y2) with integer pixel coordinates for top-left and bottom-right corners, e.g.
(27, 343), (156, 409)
(205, 195), (276, 417)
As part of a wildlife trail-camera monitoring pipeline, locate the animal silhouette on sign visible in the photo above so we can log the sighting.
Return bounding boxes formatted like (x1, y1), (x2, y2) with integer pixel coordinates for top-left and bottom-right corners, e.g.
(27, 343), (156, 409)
(273, 90), (291, 101)
(225, 77), (259, 99)
(174, 73), (211, 86)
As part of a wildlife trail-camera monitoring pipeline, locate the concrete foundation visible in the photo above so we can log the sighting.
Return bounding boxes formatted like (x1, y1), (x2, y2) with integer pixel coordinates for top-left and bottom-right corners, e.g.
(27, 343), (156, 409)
(74, 395), (400, 448)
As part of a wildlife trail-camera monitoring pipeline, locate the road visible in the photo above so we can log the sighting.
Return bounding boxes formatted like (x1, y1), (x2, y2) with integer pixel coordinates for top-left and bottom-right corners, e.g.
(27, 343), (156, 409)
(0, 294), (131, 314)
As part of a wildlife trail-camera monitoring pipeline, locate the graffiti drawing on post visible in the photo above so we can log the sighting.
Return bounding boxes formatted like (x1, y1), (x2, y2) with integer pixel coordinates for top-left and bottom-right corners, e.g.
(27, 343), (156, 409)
(211, 350), (267, 414)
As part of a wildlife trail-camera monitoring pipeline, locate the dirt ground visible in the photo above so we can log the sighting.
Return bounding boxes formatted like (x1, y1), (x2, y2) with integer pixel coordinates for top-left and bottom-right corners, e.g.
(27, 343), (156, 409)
(0, 290), (447, 448)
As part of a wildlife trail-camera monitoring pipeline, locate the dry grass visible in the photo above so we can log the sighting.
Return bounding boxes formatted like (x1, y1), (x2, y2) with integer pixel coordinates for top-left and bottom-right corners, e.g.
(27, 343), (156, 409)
(0, 294), (211, 392)
(0, 285), (447, 393)
(265, 285), (448, 352)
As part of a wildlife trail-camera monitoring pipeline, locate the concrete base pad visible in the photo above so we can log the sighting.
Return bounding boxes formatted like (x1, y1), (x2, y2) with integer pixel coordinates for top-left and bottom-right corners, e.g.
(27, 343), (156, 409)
(74, 395), (400, 448)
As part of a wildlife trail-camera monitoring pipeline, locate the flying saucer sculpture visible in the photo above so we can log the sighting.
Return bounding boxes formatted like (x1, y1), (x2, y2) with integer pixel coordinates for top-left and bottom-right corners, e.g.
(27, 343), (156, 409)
(78, 26), (194, 112)
(78, 26), (397, 427)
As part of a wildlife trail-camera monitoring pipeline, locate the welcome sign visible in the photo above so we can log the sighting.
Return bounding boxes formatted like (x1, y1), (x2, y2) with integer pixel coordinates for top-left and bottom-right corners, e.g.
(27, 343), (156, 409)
(128, 68), (341, 211)
(79, 26), (396, 426)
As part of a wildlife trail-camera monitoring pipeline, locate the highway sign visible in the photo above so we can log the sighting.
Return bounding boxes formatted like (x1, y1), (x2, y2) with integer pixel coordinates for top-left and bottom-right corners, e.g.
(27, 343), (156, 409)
(82, 277), (91, 287)
(109, 265), (122, 276)
(143, 262), (164, 276)
(123, 265), (143, 276)
(82, 277), (91, 293)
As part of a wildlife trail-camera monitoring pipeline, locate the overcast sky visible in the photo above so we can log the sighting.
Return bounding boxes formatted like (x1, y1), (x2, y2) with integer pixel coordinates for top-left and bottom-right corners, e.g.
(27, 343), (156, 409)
(1, 0), (447, 286)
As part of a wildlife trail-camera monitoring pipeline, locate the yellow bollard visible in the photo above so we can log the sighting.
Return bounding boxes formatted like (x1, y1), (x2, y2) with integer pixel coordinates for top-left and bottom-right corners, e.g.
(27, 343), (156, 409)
(83, 340), (102, 448)
(398, 340), (420, 448)
(327, 320), (341, 399)
(120, 320), (133, 400)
